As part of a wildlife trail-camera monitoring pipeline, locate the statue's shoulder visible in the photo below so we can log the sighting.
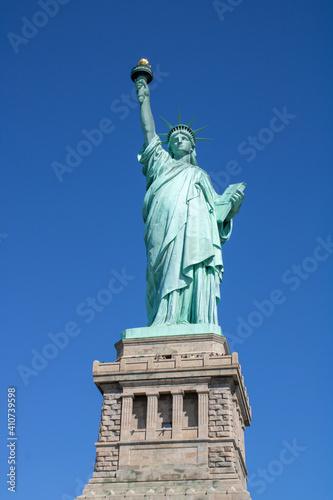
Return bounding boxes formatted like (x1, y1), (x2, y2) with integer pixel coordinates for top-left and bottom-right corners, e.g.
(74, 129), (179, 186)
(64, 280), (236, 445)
(139, 135), (171, 161)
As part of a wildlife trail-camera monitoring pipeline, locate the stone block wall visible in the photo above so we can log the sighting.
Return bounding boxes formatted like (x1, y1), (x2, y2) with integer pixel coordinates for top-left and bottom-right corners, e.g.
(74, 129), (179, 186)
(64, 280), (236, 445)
(208, 444), (237, 473)
(208, 377), (247, 485)
(93, 383), (122, 478)
(208, 378), (234, 439)
(232, 392), (245, 460)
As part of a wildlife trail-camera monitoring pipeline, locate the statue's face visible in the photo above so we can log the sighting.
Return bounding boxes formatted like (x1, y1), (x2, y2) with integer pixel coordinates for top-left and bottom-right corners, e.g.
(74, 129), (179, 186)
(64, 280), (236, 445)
(169, 132), (193, 158)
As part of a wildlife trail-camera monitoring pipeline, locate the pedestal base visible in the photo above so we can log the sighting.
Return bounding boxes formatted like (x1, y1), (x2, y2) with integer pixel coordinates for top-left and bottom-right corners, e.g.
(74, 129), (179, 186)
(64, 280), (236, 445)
(76, 328), (252, 499)
(78, 479), (251, 499)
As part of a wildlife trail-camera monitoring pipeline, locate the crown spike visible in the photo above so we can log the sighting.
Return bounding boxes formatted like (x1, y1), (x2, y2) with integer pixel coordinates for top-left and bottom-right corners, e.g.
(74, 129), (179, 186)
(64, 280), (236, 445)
(161, 112), (210, 146)
(192, 126), (208, 135)
(187, 114), (197, 128)
(177, 108), (182, 125)
(160, 116), (173, 129)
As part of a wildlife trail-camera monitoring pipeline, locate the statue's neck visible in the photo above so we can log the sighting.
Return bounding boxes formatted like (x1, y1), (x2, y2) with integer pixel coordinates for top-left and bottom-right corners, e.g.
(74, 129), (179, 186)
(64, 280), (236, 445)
(173, 152), (191, 164)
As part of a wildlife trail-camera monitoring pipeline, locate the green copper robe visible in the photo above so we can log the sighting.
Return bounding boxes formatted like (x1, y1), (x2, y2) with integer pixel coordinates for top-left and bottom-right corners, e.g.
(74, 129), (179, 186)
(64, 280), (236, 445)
(138, 135), (233, 326)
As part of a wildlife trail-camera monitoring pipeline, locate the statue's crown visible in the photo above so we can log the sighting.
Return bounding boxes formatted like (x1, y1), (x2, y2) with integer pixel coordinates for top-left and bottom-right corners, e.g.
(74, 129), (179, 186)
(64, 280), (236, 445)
(167, 124), (196, 144)
(159, 110), (211, 145)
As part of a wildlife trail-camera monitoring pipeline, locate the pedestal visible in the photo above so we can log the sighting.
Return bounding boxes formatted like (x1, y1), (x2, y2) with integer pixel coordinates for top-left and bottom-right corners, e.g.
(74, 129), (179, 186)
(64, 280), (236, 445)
(76, 326), (252, 499)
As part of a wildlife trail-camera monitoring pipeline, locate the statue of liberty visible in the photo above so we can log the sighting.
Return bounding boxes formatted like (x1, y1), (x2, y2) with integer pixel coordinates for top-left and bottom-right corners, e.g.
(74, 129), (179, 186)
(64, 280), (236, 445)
(132, 60), (245, 328)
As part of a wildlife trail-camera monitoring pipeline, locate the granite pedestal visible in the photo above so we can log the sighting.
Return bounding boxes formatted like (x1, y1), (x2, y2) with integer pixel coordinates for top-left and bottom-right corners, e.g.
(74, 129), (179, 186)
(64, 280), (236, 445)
(76, 325), (252, 499)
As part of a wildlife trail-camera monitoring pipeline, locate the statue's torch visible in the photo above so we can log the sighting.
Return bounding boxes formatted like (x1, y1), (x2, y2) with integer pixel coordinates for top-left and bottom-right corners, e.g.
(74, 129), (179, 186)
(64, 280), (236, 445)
(131, 59), (154, 102)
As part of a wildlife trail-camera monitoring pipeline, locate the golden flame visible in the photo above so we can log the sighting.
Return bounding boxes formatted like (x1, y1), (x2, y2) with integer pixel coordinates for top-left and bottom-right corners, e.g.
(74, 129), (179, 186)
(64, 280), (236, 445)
(137, 58), (149, 66)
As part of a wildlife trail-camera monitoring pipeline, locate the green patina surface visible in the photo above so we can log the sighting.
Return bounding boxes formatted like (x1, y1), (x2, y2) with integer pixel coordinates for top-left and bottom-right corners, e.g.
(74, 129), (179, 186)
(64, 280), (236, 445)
(121, 323), (223, 340)
(133, 61), (245, 331)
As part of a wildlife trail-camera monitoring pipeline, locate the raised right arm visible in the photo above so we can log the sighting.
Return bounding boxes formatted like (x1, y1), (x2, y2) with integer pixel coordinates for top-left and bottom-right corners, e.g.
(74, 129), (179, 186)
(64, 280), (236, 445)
(135, 78), (156, 146)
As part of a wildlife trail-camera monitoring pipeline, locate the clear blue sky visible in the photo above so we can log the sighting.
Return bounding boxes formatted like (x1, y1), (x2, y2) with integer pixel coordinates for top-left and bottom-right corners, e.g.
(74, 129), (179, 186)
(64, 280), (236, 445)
(1, 1), (332, 499)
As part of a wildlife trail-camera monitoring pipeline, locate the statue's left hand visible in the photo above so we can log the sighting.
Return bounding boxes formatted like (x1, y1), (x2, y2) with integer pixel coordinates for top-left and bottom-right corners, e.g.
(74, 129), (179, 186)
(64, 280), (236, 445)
(227, 189), (244, 219)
